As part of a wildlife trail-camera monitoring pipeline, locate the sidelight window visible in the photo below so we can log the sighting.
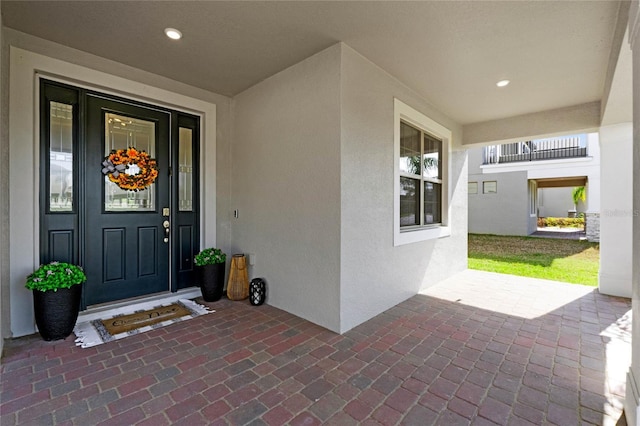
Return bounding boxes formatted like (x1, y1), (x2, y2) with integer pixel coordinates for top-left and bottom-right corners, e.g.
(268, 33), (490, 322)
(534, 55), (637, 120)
(178, 127), (194, 211)
(49, 102), (74, 212)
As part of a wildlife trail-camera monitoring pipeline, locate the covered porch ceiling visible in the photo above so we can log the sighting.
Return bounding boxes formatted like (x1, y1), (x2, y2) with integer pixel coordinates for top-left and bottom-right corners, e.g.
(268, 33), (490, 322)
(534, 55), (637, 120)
(535, 177), (588, 189)
(0, 1), (630, 128)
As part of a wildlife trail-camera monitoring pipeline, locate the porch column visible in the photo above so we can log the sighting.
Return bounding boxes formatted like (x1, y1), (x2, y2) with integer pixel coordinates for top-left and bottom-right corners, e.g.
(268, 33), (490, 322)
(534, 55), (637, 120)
(626, 1), (640, 423)
(585, 133), (602, 242)
(599, 123), (633, 297)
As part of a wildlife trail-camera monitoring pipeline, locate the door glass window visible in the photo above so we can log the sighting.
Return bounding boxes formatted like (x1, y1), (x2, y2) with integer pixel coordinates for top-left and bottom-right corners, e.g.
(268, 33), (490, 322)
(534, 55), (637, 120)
(49, 102), (73, 212)
(178, 127), (193, 211)
(104, 113), (156, 211)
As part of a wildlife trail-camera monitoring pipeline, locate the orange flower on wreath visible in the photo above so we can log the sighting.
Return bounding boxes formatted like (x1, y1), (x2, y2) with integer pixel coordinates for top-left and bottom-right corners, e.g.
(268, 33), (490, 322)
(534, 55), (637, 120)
(101, 147), (158, 192)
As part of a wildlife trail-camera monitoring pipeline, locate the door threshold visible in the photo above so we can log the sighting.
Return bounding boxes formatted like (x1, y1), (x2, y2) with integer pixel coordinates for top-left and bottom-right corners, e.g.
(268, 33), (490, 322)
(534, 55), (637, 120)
(77, 287), (201, 323)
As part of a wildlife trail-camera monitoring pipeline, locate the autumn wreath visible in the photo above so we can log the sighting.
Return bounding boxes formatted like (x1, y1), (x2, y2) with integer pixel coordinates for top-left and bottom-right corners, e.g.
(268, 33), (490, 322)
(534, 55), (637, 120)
(101, 147), (158, 191)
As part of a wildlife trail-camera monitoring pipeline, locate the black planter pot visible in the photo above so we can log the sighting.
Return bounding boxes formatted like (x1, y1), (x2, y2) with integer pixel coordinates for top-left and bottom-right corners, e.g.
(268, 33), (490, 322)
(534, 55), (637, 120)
(198, 262), (226, 302)
(33, 284), (82, 341)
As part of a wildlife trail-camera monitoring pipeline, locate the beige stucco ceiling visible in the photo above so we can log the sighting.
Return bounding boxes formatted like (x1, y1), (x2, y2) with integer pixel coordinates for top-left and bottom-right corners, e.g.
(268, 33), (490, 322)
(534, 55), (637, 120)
(0, 1), (626, 125)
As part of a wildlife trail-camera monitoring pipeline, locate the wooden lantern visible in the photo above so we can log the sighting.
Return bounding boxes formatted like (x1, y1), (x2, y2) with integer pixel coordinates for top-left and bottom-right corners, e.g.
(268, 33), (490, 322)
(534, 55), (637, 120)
(227, 254), (249, 300)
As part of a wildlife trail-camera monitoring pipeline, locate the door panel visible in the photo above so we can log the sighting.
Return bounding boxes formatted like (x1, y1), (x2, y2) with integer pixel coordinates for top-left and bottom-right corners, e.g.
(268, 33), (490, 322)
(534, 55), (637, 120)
(179, 225), (194, 272)
(103, 228), (125, 281)
(84, 95), (170, 306)
(138, 227), (158, 276)
(48, 230), (74, 264)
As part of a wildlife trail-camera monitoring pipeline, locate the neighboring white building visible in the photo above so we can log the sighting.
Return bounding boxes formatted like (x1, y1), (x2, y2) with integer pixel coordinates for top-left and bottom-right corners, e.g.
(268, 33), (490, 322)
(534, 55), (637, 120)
(468, 133), (601, 240)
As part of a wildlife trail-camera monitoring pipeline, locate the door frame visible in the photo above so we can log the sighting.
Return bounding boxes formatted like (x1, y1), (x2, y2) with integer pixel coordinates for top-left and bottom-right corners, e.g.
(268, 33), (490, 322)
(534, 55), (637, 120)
(8, 46), (217, 337)
(40, 80), (203, 308)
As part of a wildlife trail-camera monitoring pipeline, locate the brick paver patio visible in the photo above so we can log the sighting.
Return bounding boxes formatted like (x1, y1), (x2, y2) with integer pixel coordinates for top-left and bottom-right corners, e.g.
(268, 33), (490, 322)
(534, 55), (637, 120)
(1, 269), (632, 425)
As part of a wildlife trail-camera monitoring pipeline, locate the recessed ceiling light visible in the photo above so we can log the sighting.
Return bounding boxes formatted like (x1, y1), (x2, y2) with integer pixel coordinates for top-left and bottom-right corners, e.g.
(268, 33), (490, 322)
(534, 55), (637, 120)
(164, 28), (182, 40)
(496, 80), (510, 87)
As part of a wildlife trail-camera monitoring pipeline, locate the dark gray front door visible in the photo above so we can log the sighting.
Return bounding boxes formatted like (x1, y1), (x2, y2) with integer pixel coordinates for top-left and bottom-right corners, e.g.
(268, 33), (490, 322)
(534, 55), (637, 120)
(84, 95), (170, 305)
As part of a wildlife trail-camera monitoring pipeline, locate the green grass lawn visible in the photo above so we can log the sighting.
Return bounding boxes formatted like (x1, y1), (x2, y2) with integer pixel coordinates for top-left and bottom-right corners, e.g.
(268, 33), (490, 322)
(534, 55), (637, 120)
(468, 234), (600, 286)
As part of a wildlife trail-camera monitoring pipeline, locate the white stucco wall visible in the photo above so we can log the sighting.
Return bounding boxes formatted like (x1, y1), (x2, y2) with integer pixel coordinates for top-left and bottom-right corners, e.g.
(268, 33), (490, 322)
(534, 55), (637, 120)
(5, 30), (229, 337)
(230, 43), (468, 334)
(468, 170), (531, 236)
(626, 2), (640, 423)
(599, 123), (633, 298)
(538, 187), (585, 217)
(339, 45), (467, 333)
(467, 145), (485, 171)
(230, 45), (342, 332)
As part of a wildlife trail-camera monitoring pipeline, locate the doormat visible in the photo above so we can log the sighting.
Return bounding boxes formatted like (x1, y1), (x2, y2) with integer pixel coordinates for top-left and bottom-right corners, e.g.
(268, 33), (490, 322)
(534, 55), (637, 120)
(73, 299), (213, 348)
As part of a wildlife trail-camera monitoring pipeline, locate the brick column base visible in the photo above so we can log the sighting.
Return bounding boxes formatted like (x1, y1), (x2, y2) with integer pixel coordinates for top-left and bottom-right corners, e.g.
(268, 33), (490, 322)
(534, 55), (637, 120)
(585, 212), (600, 242)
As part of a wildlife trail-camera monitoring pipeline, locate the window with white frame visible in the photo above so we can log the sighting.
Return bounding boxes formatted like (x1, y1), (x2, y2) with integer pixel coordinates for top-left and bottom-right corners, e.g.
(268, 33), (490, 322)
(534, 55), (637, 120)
(394, 99), (451, 246)
(399, 122), (443, 227)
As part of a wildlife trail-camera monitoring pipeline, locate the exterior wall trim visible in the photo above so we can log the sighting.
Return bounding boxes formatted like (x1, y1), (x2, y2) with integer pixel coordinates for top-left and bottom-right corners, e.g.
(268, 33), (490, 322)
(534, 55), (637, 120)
(8, 46), (217, 337)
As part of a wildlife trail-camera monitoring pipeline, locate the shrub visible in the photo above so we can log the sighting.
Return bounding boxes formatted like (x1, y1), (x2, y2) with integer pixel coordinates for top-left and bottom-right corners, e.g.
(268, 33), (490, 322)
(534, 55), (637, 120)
(194, 248), (227, 266)
(26, 262), (86, 292)
(538, 217), (585, 228)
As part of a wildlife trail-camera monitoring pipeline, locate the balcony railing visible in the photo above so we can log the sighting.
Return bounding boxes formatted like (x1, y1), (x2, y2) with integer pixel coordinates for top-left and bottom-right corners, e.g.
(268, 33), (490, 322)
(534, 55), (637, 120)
(483, 136), (587, 165)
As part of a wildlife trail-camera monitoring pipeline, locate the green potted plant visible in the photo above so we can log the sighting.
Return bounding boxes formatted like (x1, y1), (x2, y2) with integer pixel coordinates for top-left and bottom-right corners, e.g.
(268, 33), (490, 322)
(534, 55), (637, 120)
(25, 261), (86, 341)
(195, 248), (227, 302)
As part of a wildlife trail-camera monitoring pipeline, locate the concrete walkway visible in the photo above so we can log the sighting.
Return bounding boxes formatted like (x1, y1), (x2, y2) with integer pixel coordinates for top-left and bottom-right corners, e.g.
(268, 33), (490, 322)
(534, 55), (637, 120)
(531, 227), (587, 240)
(1, 270), (631, 425)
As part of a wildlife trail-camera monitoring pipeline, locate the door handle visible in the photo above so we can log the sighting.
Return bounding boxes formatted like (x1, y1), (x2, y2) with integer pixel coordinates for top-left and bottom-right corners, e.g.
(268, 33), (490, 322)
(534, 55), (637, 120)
(163, 220), (170, 243)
